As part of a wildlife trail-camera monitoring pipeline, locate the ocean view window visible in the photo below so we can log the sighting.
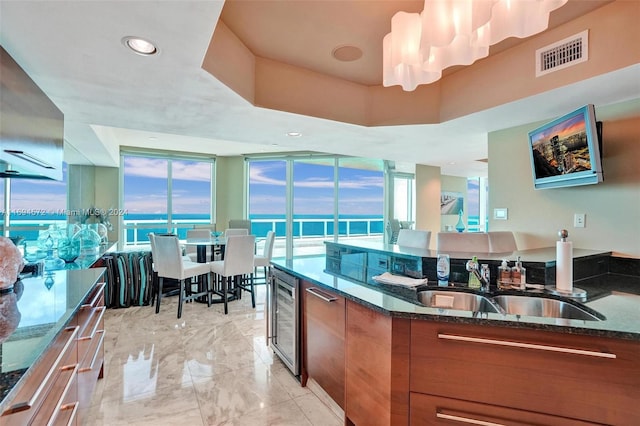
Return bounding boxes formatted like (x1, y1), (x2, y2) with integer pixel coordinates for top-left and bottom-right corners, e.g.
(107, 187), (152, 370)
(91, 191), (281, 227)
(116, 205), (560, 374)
(1, 164), (68, 242)
(121, 154), (214, 246)
(248, 156), (384, 259)
(466, 177), (488, 232)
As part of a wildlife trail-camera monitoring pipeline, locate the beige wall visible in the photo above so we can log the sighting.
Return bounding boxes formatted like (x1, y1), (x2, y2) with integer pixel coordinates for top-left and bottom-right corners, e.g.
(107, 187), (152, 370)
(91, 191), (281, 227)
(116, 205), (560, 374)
(415, 164), (441, 249)
(214, 156), (246, 231)
(67, 165), (119, 243)
(488, 115), (640, 258)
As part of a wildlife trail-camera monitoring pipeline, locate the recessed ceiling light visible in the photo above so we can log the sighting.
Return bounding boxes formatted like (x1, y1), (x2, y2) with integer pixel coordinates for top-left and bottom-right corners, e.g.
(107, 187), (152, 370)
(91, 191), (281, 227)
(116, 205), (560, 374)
(286, 132), (302, 137)
(122, 36), (158, 56)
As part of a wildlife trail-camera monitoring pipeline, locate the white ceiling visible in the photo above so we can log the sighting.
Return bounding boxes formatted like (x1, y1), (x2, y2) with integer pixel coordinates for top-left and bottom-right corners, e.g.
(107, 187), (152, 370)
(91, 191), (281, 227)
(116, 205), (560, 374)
(0, 1), (638, 178)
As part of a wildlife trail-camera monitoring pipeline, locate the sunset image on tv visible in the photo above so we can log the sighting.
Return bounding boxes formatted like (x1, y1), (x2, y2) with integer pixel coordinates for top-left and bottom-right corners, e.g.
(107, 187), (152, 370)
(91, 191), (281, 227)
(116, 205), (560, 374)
(530, 112), (592, 179)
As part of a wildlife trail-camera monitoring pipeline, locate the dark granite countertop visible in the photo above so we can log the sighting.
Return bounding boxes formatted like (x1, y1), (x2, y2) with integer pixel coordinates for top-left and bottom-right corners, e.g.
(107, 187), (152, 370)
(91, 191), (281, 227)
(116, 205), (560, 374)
(272, 256), (640, 341)
(0, 268), (105, 412)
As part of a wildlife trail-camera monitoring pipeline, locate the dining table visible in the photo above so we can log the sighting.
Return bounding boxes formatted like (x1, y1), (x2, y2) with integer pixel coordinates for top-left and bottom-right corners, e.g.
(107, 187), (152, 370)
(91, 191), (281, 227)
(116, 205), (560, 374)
(184, 236), (226, 263)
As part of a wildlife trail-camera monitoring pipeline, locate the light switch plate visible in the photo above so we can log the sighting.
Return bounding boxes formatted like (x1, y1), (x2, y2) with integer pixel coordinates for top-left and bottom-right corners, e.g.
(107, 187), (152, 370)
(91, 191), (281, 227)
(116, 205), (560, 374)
(574, 213), (586, 228)
(494, 208), (508, 220)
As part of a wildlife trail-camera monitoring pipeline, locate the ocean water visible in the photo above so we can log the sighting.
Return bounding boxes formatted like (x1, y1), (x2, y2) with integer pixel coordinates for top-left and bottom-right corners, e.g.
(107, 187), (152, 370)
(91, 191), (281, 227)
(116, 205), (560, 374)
(6, 212), (481, 243)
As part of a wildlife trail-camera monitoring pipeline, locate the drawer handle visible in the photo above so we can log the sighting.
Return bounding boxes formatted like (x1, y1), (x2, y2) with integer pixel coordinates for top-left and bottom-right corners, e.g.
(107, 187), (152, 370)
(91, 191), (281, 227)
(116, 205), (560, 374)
(57, 402), (79, 426)
(79, 306), (106, 341)
(4, 327), (79, 414)
(436, 412), (505, 426)
(437, 333), (617, 359)
(80, 330), (105, 372)
(306, 287), (337, 303)
(82, 282), (106, 308)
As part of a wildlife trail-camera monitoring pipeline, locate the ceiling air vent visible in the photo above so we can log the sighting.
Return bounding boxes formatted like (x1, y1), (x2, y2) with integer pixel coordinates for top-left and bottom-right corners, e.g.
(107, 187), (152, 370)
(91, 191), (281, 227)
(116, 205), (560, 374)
(536, 30), (588, 77)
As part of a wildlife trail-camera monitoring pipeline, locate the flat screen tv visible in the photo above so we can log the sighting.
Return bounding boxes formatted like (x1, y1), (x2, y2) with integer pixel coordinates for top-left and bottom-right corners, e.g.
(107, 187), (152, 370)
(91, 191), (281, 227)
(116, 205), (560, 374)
(527, 104), (603, 190)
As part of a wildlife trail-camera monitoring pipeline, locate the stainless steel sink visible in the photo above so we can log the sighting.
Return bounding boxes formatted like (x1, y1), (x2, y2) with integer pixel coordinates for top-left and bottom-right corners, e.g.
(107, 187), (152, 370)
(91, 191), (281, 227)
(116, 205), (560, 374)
(492, 295), (605, 321)
(417, 290), (502, 313)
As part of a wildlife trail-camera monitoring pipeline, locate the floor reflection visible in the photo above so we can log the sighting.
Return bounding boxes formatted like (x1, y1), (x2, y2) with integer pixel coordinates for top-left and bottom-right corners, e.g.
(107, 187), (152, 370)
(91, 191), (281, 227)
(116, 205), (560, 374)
(87, 285), (342, 425)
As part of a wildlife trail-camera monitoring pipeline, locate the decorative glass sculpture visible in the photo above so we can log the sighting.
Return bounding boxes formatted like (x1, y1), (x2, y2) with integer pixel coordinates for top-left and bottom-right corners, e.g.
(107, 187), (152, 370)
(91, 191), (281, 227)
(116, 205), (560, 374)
(455, 211), (466, 233)
(73, 224), (102, 258)
(57, 236), (81, 263)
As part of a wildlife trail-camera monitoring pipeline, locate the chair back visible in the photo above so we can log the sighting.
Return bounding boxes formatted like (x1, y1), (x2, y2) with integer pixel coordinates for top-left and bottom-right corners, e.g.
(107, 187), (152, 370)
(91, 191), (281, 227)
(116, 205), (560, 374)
(152, 234), (184, 279)
(396, 229), (431, 249)
(387, 219), (401, 244)
(186, 229), (213, 256)
(437, 232), (490, 253)
(228, 219), (251, 233)
(148, 232), (157, 270)
(223, 235), (256, 277)
(148, 232), (156, 254)
(225, 228), (249, 238)
(262, 230), (275, 259)
(488, 231), (517, 253)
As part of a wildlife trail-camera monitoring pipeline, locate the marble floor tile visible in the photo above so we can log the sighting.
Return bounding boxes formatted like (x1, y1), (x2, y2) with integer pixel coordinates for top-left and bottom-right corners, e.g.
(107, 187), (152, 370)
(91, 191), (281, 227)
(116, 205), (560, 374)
(88, 285), (342, 425)
(293, 394), (342, 426)
(216, 399), (313, 426)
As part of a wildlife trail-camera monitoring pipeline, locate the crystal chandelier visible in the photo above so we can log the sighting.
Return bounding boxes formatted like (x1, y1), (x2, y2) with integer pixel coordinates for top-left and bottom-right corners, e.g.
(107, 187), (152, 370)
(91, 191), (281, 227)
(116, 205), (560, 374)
(383, 0), (568, 91)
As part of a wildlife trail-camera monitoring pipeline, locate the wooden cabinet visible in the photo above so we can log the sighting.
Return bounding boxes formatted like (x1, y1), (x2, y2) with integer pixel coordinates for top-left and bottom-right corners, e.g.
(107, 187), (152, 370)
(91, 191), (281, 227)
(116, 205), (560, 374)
(1, 326), (79, 425)
(345, 301), (410, 426)
(410, 393), (601, 426)
(75, 281), (106, 424)
(410, 321), (640, 425)
(1, 278), (106, 425)
(301, 280), (345, 408)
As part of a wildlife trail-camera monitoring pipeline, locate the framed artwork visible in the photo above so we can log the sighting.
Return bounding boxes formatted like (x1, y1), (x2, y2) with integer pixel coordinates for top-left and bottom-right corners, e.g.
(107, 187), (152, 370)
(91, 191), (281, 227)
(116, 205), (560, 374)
(441, 191), (464, 215)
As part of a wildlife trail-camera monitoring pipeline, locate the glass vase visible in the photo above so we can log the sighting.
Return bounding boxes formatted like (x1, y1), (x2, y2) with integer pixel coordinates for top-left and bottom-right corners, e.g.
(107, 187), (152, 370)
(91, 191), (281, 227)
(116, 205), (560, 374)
(455, 211), (465, 233)
(73, 224), (102, 258)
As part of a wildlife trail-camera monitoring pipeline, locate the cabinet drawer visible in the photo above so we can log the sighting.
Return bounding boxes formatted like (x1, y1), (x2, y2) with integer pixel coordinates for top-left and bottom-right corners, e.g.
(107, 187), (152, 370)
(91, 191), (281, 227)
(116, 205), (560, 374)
(77, 306), (105, 364)
(77, 330), (105, 424)
(410, 393), (601, 426)
(51, 401), (79, 426)
(30, 363), (79, 426)
(410, 321), (640, 424)
(2, 326), (79, 419)
(303, 283), (345, 408)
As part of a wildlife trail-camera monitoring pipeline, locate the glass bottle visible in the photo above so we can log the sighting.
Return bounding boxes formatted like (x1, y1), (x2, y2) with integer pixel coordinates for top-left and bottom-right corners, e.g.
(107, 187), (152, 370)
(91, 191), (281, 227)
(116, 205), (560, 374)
(455, 211), (465, 233)
(467, 256), (481, 289)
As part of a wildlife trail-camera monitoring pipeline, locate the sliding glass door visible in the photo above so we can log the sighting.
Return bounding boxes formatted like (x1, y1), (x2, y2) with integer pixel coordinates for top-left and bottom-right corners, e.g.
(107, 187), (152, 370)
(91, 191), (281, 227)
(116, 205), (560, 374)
(248, 156), (384, 259)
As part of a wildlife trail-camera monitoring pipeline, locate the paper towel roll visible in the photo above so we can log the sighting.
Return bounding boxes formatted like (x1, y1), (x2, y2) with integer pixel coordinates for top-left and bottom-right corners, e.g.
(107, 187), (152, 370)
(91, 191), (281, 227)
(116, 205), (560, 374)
(556, 241), (573, 292)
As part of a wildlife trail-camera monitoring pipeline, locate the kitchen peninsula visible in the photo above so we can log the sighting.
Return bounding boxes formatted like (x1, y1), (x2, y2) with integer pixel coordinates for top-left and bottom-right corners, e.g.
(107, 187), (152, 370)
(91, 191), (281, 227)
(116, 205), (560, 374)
(0, 267), (106, 425)
(273, 240), (640, 425)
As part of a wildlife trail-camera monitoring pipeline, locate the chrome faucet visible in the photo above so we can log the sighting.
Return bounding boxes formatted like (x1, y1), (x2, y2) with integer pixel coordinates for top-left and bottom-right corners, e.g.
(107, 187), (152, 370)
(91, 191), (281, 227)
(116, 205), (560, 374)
(466, 261), (490, 292)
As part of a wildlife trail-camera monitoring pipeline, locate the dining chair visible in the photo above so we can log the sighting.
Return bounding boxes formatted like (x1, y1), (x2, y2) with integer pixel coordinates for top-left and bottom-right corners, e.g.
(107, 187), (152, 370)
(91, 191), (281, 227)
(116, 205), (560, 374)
(153, 234), (212, 318)
(254, 230), (275, 284)
(186, 228), (215, 262)
(225, 228), (248, 238)
(228, 219), (251, 233)
(210, 235), (256, 314)
(386, 219), (401, 244)
(396, 229), (431, 249)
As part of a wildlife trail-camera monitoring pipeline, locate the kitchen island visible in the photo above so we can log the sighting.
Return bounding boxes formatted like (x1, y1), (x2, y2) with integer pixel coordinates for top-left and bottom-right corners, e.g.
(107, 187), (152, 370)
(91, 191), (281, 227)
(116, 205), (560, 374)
(0, 268), (106, 424)
(272, 251), (640, 425)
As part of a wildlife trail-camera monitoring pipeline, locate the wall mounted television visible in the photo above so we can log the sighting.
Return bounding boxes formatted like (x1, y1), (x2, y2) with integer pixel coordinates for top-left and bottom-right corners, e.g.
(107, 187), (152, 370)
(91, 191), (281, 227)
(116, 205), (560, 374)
(527, 104), (603, 190)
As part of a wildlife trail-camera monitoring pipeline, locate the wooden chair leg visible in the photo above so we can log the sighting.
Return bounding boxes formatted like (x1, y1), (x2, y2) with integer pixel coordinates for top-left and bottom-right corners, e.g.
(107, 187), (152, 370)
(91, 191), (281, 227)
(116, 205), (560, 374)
(156, 277), (164, 314)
